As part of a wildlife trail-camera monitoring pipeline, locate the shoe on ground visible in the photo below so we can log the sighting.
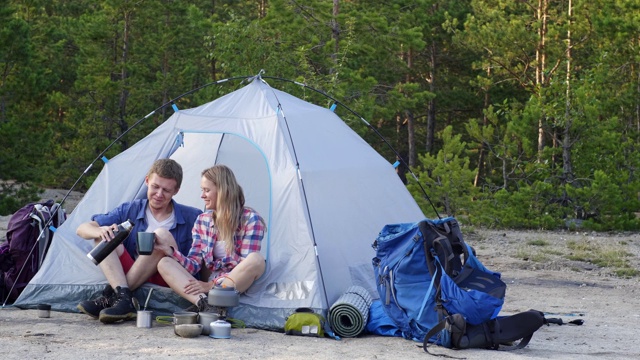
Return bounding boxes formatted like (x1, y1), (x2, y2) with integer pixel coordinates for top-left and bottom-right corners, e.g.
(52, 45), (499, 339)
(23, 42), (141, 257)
(185, 294), (213, 313)
(98, 286), (137, 323)
(77, 285), (116, 318)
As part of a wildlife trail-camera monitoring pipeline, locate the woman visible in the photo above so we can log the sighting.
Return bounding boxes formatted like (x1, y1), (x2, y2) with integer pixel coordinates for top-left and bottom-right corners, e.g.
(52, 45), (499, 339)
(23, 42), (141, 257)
(156, 164), (266, 312)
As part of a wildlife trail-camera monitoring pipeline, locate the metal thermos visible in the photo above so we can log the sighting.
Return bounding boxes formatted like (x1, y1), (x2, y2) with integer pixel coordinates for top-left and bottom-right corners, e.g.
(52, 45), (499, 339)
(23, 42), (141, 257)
(87, 219), (134, 265)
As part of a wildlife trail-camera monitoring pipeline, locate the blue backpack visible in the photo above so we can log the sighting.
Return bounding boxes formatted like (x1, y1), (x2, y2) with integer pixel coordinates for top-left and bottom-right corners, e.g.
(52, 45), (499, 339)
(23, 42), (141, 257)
(371, 217), (506, 343)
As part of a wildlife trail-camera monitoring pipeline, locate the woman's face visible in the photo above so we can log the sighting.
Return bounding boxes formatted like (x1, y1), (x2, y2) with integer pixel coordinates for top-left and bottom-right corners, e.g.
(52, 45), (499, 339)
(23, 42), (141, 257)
(200, 176), (218, 211)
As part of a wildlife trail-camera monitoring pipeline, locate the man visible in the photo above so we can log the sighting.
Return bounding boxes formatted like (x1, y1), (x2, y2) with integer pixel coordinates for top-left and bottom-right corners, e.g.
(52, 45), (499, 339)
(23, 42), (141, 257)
(76, 159), (202, 323)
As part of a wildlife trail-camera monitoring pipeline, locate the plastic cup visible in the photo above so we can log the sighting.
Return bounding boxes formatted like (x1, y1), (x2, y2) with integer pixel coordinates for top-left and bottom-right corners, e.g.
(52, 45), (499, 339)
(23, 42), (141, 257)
(137, 232), (155, 255)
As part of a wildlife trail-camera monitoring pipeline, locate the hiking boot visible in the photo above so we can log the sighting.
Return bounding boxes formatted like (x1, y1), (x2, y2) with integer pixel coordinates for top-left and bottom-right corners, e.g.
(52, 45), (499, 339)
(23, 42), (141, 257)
(98, 286), (137, 323)
(77, 285), (116, 318)
(184, 294), (213, 313)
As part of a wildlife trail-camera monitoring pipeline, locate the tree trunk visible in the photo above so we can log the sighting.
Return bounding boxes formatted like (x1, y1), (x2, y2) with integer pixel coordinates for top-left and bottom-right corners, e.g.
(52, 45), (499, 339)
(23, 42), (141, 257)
(637, 42), (640, 134)
(407, 109), (415, 168)
(474, 66), (490, 187)
(118, 9), (131, 151)
(330, 0), (340, 72)
(536, 0), (549, 160)
(406, 47), (416, 168)
(259, 0), (267, 18)
(426, 42), (436, 155)
(160, 8), (170, 122)
(502, 156), (508, 190)
(562, 0), (574, 184)
(396, 113), (409, 184)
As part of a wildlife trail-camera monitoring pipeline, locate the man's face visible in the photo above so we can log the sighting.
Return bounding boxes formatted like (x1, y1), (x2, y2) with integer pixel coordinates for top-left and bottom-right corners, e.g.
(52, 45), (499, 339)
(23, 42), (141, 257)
(145, 173), (179, 211)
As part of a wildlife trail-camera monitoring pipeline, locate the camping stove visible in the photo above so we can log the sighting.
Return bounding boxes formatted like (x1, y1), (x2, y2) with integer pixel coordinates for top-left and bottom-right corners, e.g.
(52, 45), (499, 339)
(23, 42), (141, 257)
(207, 284), (239, 319)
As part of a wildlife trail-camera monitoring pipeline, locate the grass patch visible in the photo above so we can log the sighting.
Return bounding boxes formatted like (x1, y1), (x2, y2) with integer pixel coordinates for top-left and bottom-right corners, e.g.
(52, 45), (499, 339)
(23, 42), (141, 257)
(515, 239), (559, 263)
(529, 252), (550, 262)
(515, 247), (550, 262)
(566, 239), (638, 278)
(615, 268), (640, 278)
(527, 239), (549, 246)
(545, 249), (564, 256)
(515, 248), (530, 260)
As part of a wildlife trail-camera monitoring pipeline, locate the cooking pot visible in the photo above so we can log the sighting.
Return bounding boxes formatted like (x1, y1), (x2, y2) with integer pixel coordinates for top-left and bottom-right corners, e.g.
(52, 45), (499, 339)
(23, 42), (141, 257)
(198, 312), (221, 335)
(172, 311), (198, 325)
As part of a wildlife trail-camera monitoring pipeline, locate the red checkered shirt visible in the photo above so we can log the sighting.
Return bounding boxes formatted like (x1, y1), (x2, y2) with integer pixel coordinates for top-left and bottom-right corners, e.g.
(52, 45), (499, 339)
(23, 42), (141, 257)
(171, 207), (265, 276)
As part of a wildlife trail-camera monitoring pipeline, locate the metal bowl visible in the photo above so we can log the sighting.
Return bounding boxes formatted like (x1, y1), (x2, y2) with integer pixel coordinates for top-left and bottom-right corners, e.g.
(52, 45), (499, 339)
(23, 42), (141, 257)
(174, 323), (203, 338)
(173, 311), (198, 325)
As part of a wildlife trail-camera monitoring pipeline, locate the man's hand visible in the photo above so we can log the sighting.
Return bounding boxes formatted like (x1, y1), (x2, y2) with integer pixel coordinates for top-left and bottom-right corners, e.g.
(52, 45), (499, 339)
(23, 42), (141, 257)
(77, 221), (118, 242)
(97, 224), (119, 242)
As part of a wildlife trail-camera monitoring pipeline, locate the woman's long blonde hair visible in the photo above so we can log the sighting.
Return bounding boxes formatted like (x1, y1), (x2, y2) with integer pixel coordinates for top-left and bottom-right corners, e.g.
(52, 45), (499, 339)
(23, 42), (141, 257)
(202, 165), (245, 254)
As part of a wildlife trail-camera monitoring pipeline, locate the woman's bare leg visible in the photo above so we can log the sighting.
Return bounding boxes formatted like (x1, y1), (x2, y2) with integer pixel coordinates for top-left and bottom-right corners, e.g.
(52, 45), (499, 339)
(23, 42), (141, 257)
(157, 257), (201, 305)
(217, 252), (265, 293)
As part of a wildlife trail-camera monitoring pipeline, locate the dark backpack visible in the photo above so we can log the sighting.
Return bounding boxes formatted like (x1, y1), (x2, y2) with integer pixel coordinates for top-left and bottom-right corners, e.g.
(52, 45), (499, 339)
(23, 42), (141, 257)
(0, 200), (66, 304)
(372, 217), (557, 353)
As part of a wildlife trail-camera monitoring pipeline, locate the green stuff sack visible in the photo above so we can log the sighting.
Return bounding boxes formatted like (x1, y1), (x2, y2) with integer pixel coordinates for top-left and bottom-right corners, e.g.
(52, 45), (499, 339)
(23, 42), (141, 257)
(284, 308), (326, 337)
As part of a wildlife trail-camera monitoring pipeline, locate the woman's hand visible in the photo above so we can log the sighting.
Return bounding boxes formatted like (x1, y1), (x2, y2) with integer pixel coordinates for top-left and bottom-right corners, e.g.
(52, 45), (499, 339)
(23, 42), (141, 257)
(183, 279), (212, 295)
(155, 243), (174, 257)
(153, 228), (177, 256)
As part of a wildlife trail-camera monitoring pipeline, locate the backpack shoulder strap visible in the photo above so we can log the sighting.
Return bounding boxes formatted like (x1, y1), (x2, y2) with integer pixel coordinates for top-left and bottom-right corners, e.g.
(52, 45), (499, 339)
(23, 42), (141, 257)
(32, 203), (53, 267)
(418, 220), (441, 277)
(420, 218), (470, 279)
(432, 237), (456, 275)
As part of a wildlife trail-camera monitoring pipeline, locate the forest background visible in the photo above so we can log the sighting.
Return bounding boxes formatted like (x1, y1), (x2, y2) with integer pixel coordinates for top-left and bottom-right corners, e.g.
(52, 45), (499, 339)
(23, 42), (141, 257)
(1, 0), (639, 232)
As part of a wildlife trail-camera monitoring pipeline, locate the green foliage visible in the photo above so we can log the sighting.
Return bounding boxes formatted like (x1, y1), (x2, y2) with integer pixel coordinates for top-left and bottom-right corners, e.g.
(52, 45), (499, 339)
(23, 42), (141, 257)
(0, 0), (639, 233)
(566, 171), (640, 231)
(469, 180), (569, 229)
(470, 170), (640, 230)
(409, 126), (478, 217)
(0, 182), (42, 216)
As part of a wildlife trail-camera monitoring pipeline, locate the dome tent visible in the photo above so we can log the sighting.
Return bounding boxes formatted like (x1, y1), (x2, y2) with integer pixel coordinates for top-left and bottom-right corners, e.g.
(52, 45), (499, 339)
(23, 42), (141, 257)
(14, 76), (424, 330)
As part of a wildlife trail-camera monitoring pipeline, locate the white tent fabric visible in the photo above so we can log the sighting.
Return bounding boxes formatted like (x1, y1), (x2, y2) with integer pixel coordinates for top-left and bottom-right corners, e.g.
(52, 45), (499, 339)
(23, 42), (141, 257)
(15, 77), (425, 329)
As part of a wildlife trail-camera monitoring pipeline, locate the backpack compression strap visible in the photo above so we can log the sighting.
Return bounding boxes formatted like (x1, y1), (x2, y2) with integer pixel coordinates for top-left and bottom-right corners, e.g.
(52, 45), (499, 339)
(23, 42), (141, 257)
(422, 310), (556, 355)
(421, 314), (466, 359)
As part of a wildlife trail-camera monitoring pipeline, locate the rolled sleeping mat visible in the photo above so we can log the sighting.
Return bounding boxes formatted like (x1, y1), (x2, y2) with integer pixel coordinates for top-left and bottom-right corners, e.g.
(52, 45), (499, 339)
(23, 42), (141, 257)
(328, 285), (373, 338)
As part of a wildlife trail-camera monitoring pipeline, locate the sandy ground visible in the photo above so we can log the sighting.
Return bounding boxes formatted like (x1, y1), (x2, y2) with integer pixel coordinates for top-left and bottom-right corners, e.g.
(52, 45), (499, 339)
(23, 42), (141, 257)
(1, 191), (639, 359)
